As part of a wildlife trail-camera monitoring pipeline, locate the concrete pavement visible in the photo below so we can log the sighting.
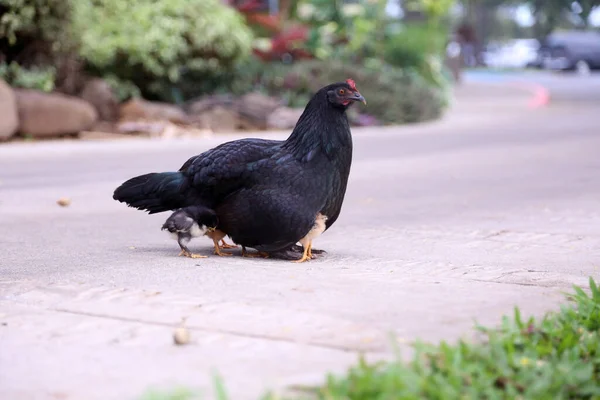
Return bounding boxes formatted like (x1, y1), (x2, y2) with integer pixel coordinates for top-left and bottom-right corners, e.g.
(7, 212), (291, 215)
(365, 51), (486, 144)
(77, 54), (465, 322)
(1, 76), (599, 400)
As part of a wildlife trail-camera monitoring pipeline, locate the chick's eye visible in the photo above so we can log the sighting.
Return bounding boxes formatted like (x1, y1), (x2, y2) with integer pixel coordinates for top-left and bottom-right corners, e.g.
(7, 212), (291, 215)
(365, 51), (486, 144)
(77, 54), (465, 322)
(338, 89), (345, 95)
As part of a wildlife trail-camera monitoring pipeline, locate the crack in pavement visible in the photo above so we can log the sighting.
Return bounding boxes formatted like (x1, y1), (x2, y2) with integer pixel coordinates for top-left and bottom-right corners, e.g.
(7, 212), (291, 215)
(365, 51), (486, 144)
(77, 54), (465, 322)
(50, 307), (389, 354)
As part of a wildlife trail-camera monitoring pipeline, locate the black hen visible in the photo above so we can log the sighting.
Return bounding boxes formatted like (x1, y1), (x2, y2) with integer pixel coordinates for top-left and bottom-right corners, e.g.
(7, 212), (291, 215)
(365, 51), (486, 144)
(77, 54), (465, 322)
(114, 80), (365, 261)
(161, 205), (218, 258)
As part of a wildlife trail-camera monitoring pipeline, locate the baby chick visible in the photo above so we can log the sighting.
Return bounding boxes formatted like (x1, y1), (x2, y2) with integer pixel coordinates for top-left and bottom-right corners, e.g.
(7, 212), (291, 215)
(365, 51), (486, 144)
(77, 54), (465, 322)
(162, 206), (218, 258)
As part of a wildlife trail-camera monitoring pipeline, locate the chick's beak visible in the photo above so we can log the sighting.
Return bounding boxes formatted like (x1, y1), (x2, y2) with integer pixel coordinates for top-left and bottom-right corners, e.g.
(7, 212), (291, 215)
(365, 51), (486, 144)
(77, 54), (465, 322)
(353, 91), (367, 105)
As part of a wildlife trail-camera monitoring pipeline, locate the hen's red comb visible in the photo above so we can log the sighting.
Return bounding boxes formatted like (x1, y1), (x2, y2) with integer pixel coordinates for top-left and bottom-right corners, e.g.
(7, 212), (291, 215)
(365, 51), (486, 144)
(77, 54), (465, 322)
(346, 78), (357, 91)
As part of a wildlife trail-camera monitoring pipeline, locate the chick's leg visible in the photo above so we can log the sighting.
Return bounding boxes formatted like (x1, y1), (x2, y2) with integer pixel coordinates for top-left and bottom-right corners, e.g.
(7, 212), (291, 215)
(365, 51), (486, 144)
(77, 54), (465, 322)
(178, 240), (207, 259)
(293, 242), (311, 263)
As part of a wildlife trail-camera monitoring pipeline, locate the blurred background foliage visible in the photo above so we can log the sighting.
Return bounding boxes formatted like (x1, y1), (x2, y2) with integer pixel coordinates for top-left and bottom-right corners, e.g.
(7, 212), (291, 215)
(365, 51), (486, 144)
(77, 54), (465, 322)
(0, 0), (455, 125)
(225, 58), (446, 124)
(0, 61), (55, 92)
(72, 0), (254, 102)
(8, 0), (589, 125)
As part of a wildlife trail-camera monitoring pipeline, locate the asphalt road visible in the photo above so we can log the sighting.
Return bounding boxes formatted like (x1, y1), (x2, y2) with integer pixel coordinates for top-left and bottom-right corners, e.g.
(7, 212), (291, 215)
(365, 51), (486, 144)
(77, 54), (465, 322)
(1, 73), (599, 400)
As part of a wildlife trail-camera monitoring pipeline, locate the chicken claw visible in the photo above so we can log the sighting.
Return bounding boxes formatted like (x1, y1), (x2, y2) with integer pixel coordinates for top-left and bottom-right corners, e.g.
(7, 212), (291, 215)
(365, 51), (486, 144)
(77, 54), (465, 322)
(205, 228), (233, 256)
(212, 239), (233, 256)
(179, 249), (208, 259)
(241, 246), (269, 258)
(190, 253), (208, 259)
(213, 246), (233, 257)
(219, 239), (238, 249)
(244, 252), (269, 259)
(293, 244), (312, 263)
(293, 214), (327, 263)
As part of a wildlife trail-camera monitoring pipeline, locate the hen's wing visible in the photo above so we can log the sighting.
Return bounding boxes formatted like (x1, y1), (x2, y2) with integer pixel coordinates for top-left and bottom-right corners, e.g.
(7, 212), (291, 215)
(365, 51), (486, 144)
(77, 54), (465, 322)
(179, 138), (282, 205)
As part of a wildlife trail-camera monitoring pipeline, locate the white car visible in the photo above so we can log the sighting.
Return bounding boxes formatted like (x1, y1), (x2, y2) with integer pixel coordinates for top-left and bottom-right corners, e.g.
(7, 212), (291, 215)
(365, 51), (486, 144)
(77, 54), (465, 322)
(483, 39), (540, 69)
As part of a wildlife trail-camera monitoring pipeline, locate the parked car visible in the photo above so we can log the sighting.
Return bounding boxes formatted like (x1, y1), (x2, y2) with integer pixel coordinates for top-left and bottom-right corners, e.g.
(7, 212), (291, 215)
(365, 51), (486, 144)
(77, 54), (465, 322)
(542, 31), (600, 74)
(482, 39), (540, 69)
(526, 46), (551, 69)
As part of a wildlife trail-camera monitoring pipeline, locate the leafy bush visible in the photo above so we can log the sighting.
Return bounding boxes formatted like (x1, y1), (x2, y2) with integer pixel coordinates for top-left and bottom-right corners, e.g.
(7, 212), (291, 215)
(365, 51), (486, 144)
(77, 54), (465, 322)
(101, 74), (142, 103)
(297, 0), (390, 62)
(385, 22), (450, 88)
(71, 0), (254, 102)
(284, 1), (452, 115)
(0, 0), (76, 81)
(385, 23), (438, 69)
(0, 61), (55, 91)
(0, 0), (73, 48)
(227, 58), (446, 125)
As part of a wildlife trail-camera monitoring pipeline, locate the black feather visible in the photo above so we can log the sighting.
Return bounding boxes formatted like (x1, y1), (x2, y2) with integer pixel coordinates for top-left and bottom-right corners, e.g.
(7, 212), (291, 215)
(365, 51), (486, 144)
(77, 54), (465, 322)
(113, 172), (191, 214)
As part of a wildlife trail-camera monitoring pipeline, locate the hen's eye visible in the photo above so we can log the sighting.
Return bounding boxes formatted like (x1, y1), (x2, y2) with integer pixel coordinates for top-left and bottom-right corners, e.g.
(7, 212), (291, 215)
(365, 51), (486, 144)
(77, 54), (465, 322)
(338, 89), (345, 95)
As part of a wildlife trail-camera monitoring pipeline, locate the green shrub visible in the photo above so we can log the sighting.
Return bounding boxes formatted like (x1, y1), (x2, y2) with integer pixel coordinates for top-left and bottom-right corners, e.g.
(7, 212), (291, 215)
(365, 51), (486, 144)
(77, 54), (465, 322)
(384, 22), (449, 88)
(102, 74), (142, 103)
(0, 0), (73, 48)
(72, 0), (254, 102)
(227, 58), (446, 125)
(0, 0), (76, 88)
(0, 61), (55, 91)
(297, 0), (390, 62)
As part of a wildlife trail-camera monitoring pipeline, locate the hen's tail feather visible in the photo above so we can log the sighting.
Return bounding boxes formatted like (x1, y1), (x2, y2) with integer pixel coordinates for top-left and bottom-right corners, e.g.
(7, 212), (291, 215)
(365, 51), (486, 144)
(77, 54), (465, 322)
(113, 172), (189, 214)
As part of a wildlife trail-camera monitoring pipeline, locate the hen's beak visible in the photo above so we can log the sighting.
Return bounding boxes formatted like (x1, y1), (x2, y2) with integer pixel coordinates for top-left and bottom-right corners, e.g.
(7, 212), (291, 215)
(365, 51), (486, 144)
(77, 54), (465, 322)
(352, 92), (367, 105)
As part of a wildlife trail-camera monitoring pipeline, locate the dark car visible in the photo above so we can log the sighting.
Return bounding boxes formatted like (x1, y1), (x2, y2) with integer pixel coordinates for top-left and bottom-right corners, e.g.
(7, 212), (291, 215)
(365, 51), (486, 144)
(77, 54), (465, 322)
(542, 31), (600, 74)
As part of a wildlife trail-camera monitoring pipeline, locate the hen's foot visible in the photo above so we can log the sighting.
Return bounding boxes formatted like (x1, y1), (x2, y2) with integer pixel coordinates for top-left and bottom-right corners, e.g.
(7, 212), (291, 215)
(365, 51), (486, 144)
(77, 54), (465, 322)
(219, 240), (238, 249)
(293, 245), (311, 263)
(213, 246), (232, 257)
(266, 249), (300, 260)
(247, 252), (269, 259)
(290, 244), (326, 255)
(293, 253), (310, 263)
(241, 247), (269, 258)
(215, 248), (233, 257)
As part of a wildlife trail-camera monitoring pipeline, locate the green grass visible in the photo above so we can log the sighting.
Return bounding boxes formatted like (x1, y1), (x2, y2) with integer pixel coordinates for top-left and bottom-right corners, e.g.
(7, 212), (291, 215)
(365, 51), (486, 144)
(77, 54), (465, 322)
(140, 277), (600, 400)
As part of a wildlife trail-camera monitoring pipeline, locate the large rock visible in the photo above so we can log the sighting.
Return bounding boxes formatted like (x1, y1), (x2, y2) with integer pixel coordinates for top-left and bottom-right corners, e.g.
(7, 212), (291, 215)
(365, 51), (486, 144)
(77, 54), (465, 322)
(119, 98), (188, 124)
(195, 106), (239, 133)
(266, 107), (304, 130)
(186, 92), (283, 131)
(236, 92), (282, 130)
(15, 90), (98, 137)
(185, 94), (235, 115)
(79, 78), (119, 121)
(0, 80), (19, 140)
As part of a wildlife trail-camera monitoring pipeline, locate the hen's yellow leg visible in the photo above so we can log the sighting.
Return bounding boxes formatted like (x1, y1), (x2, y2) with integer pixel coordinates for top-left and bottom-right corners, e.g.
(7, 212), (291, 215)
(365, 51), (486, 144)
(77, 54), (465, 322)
(293, 243), (311, 263)
(213, 240), (232, 257)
